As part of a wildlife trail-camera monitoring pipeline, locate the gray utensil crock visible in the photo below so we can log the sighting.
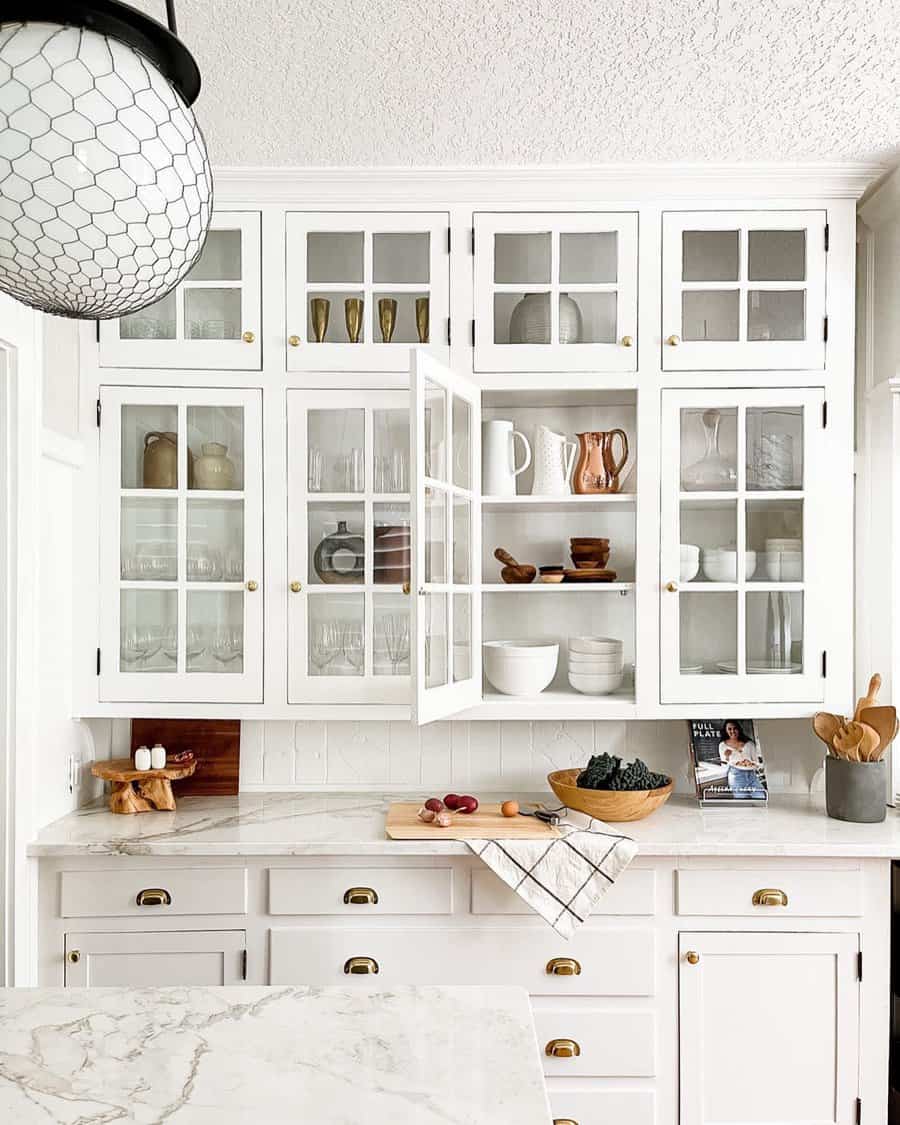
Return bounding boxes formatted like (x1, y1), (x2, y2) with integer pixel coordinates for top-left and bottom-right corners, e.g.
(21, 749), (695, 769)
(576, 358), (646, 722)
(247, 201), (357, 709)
(825, 756), (886, 823)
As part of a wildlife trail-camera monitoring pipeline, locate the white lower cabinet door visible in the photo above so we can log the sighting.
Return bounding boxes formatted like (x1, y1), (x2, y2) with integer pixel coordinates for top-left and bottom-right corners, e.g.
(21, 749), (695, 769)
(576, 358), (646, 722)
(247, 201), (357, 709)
(679, 932), (859, 1125)
(64, 930), (246, 987)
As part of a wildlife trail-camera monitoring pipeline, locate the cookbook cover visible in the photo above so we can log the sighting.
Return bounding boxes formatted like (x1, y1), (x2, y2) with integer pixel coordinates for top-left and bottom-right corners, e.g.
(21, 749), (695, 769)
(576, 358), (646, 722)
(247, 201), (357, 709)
(687, 719), (768, 806)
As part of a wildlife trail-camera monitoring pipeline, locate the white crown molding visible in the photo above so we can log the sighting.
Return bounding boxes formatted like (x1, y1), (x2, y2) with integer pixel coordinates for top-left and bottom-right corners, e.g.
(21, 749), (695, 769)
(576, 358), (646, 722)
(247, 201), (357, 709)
(858, 165), (900, 229)
(211, 163), (887, 206)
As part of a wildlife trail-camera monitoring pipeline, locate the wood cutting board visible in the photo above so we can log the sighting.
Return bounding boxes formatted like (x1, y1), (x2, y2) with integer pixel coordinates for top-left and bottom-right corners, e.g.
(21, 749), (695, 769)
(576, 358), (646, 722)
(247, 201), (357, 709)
(386, 802), (560, 840)
(130, 719), (240, 796)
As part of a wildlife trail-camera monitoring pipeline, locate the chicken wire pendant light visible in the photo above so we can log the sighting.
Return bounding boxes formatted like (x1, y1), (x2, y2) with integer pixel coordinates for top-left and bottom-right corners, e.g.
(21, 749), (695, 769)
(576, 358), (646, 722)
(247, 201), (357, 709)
(0, 1), (211, 319)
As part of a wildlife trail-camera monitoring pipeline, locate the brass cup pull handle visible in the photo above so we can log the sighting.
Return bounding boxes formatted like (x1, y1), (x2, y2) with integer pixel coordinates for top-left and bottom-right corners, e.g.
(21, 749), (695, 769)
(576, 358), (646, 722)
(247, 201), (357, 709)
(288, 334), (300, 347)
(546, 1038), (581, 1059)
(554, 1120), (579, 1125)
(402, 581), (411, 595)
(666, 333), (681, 346)
(546, 957), (581, 976)
(67, 950), (80, 964)
(752, 887), (789, 907)
(344, 956), (379, 975)
(343, 887), (379, 905)
(686, 950), (700, 964)
(242, 330), (255, 344)
(136, 888), (172, 907)
(621, 335), (633, 347)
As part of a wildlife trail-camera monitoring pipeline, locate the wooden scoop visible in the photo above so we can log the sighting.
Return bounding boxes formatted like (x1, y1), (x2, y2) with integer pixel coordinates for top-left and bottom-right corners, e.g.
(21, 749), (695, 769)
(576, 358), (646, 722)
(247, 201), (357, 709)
(812, 711), (842, 751)
(858, 705), (899, 760)
(494, 547), (536, 584)
(854, 673), (882, 722)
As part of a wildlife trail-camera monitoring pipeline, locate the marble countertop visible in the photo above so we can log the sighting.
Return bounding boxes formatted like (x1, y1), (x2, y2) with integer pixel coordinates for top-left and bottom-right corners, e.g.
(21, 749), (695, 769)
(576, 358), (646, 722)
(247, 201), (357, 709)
(27, 791), (900, 858)
(0, 985), (550, 1123)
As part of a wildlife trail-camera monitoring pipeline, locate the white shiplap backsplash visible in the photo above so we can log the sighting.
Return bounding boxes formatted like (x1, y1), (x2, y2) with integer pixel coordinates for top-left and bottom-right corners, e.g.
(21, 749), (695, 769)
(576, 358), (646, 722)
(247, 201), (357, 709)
(85, 718), (826, 798)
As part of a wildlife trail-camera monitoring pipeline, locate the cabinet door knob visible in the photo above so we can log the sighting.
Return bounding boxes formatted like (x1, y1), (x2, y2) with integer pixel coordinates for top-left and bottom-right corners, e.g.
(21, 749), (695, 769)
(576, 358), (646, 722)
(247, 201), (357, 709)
(246, 580), (259, 592)
(686, 950), (700, 964)
(545, 1038), (580, 1058)
(621, 335), (633, 347)
(402, 581), (411, 595)
(665, 581), (678, 592)
(666, 334), (681, 346)
(135, 887), (172, 907)
(67, 950), (80, 964)
(546, 957), (581, 976)
(343, 886), (378, 905)
(289, 581), (302, 593)
(752, 887), (789, 907)
(344, 956), (379, 975)
(288, 334), (300, 347)
(242, 330), (256, 344)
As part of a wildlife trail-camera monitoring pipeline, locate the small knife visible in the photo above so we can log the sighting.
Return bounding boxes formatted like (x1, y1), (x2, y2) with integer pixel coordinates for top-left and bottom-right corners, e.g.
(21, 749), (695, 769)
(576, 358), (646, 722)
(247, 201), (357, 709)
(518, 807), (561, 826)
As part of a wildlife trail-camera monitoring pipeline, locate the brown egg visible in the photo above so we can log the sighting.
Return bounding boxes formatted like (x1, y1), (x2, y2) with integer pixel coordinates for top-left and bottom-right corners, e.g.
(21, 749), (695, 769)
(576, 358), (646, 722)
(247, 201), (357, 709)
(501, 800), (519, 818)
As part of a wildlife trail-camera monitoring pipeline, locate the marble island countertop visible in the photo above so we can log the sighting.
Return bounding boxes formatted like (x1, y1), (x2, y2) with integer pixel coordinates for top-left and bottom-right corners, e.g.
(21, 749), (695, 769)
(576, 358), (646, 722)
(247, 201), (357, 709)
(27, 791), (900, 857)
(0, 985), (551, 1123)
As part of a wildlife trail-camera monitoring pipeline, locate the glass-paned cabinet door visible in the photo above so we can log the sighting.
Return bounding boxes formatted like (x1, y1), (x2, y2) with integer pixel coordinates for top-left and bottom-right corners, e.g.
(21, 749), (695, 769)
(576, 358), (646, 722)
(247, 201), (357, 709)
(411, 351), (481, 723)
(660, 388), (826, 704)
(287, 389), (413, 703)
(285, 212), (450, 372)
(98, 386), (263, 702)
(662, 211), (826, 371)
(99, 212), (262, 370)
(473, 212), (638, 373)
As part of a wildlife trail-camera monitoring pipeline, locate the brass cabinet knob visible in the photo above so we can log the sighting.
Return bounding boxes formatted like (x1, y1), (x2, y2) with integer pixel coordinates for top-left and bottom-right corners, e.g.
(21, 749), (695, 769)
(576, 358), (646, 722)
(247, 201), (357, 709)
(546, 957), (581, 976)
(621, 335), (633, 347)
(665, 581), (678, 592)
(136, 887), (172, 907)
(67, 950), (80, 964)
(242, 330), (255, 344)
(546, 1038), (580, 1059)
(344, 956), (379, 975)
(402, 581), (410, 595)
(752, 887), (789, 907)
(343, 887), (379, 905)
(686, 950), (700, 965)
(288, 334), (300, 347)
(289, 581), (302, 593)
(246, 580), (259, 592)
(666, 334), (681, 346)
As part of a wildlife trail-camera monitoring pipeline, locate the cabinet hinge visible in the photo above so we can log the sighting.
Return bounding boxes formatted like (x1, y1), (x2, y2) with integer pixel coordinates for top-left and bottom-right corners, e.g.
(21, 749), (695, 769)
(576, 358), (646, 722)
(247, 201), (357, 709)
(856, 1096), (861, 1123)
(470, 228), (475, 255)
(470, 319), (475, 347)
(823, 315), (829, 343)
(857, 950), (862, 980)
(822, 651), (827, 678)
(446, 227), (451, 254)
(446, 317), (451, 346)
(824, 223), (830, 252)
(822, 400), (828, 428)
(95, 318), (100, 343)
(241, 948), (248, 981)
(96, 398), (102, 427)
(96, 648), (101, 675)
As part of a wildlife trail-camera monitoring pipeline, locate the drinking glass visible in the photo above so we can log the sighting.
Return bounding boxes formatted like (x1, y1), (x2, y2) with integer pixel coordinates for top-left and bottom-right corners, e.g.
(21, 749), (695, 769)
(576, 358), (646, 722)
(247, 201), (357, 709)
(309, 620), (341, 673)
(308, 447), (324, 492)
(121, 626), (149, 666)
(381, 614), (410, 674)
(391, 448), (408, 492)
(343, 626), (364, 675)
(342, 448), (364, 492)
(211, 627), (243, 665)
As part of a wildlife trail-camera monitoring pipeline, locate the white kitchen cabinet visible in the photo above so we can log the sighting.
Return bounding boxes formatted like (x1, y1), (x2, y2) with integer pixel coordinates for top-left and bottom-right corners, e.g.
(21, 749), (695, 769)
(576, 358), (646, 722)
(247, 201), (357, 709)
(99, 212), (262, 370)
(660, 387), (827, 705)
(98, 386), (264, 703)
(679, 931), (860, 1125)
(64, 930), (246, 986)
(285, 212), (450, 371)
(661, 210), (827, 371)
(474, 212), (638, 372)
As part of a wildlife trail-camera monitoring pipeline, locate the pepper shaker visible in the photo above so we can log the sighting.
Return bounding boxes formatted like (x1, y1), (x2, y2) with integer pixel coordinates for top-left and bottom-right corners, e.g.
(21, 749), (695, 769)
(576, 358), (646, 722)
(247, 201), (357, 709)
(150, 743), (167, 770)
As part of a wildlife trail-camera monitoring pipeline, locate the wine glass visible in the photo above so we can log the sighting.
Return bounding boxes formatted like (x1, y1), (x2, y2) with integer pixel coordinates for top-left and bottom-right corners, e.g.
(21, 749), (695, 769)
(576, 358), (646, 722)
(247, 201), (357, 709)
(211, 627), (243, 666)
(309, 621), (341, 674)
(381, 614), (410, 674)
(342, 626), (364, 675)
(121, 626), (149, 667)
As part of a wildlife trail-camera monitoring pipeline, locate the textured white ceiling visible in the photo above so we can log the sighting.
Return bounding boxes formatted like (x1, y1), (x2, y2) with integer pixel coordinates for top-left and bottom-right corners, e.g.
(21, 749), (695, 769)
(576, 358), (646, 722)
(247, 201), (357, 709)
(134, 0), (900, 167)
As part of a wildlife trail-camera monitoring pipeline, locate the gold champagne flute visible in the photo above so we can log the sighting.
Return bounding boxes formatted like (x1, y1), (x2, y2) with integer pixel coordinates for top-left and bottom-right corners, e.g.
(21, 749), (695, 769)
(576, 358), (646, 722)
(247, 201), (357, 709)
(415, 296), (430, 344)
(378, 297), (397, 343)
(310, 297), (330, 343)
(344, 297), (363, 343)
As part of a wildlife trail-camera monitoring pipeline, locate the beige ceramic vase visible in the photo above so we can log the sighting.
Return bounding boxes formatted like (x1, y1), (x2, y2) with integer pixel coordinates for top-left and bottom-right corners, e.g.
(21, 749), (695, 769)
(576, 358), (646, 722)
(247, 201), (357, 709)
(142, 431), (178, 489)
(193, 442), (236, 490)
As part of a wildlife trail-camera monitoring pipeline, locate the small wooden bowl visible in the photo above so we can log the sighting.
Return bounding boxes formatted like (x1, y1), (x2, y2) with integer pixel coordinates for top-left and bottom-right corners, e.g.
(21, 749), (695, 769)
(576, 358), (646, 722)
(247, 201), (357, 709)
(540, 572), (565, 583)
(548, 768), (674, 822)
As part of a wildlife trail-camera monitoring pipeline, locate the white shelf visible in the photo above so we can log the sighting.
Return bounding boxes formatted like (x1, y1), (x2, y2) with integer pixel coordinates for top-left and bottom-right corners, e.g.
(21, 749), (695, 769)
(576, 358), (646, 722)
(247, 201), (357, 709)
(459, 682), (637, 720)
(481, 582), (634, 593)
(483, 493), (635, 514)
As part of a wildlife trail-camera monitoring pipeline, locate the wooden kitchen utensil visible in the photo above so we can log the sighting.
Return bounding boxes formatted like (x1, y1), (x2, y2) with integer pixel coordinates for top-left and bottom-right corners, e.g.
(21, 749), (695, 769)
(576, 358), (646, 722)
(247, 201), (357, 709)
(812, 711), (842, 750)
(857, 706), (899, 759)
(386, 801), (560, 839)
(494, 547), (536, 584)
(854, 673), (882, 722)
(91, 757), (197, 814)
(832, 720), (879, 763)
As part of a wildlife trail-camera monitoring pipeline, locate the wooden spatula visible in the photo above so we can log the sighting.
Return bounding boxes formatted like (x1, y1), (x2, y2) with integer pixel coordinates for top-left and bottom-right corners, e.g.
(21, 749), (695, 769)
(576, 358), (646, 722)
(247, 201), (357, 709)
(858, 705), (899, 759)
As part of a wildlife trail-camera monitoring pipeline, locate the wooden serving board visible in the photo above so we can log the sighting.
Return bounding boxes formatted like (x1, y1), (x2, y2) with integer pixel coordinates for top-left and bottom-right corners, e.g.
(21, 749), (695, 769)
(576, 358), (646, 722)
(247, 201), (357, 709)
(386, 802), (560, 840)
(131, 718), (240, 796)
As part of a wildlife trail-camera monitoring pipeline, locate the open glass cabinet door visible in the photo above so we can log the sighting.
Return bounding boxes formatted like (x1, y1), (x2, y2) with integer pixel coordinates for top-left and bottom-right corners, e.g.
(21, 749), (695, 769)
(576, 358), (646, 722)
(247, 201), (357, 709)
(410, 350), (482, 724)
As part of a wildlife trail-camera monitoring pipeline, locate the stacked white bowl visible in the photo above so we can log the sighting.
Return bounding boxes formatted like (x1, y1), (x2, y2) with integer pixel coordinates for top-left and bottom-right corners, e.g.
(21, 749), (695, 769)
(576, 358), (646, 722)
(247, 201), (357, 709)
(483, 640), (558, 696)
(764, 538), (802, 580)
(680, 543), (700, 582)
(567, 636), (624, 695)
(701, 547), (757, 582)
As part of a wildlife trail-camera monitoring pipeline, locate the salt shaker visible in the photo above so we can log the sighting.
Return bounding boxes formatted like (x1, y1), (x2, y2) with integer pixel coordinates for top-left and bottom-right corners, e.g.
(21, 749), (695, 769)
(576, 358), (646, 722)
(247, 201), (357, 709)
(150, 743), (167, 770)
(134, 745), (151, 771)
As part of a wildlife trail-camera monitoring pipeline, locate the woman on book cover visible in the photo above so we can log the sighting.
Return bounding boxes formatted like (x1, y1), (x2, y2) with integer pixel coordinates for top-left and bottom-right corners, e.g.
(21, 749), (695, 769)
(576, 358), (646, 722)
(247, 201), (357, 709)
(718, 720), (766, 799)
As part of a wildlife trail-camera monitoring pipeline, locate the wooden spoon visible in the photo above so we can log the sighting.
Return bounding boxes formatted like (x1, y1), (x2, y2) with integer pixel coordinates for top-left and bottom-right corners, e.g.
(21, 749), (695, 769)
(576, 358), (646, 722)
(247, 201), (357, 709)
(812, 711), (843, 751)
(854, 673), (882, 723)
(857, 705), (898, 760)
(494, 547), (536, 584)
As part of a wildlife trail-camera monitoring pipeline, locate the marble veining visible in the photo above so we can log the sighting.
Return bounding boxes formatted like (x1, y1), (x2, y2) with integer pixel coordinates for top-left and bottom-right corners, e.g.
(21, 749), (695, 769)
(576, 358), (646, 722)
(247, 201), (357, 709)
(28, 792), (900, 857)
(0, 985), (550, 1123)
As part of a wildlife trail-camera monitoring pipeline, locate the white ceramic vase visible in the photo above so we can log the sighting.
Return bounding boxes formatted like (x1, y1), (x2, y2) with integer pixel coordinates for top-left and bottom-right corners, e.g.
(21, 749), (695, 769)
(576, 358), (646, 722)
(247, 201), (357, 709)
(508, 293), (582, 344)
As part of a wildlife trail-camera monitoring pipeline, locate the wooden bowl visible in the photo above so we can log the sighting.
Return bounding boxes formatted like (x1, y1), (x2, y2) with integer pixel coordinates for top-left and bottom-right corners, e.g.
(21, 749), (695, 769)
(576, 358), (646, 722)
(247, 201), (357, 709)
(547, 768), (674, 822)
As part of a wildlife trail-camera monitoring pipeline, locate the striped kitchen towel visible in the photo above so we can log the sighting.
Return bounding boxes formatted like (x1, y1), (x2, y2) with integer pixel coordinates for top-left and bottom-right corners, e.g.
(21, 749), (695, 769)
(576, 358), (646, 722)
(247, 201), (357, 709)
(466, 810), (637, 939)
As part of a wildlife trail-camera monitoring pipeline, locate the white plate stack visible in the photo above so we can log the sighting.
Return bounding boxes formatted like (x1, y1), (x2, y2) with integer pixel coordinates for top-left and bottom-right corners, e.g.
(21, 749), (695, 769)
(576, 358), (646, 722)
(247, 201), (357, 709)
(568, 636), (624, 695)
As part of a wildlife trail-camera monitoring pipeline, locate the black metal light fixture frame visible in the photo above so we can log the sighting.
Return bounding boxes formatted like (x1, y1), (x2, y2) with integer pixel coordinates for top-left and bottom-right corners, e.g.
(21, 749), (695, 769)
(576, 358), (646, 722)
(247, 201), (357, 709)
(3, 0), (200, 105)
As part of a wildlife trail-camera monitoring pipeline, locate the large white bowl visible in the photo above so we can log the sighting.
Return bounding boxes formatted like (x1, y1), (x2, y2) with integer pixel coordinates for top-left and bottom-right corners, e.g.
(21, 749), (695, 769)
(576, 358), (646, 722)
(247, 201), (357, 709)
(568, 669), (625, 695)
(763, 550), (802, 581)
(680, 543), (700, 582)
(568, 635), (623, 656)
(701, 549), (757, 582)
(483, 640), (558, 696)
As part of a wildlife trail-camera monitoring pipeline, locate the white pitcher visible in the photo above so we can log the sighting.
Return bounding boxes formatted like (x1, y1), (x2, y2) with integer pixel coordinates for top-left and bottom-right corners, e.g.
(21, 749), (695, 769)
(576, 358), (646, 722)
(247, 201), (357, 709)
(531, 424), (577, 496)
(481, 420), (531, 497)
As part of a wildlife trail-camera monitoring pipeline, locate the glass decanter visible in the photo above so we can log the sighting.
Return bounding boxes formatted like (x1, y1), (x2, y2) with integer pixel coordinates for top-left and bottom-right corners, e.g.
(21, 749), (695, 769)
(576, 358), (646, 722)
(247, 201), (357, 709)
(682, 409), (737, 491)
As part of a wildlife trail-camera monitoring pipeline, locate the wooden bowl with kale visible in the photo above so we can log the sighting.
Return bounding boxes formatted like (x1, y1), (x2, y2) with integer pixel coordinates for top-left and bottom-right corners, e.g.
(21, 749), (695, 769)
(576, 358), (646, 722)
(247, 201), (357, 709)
(548, 754), (673, 822)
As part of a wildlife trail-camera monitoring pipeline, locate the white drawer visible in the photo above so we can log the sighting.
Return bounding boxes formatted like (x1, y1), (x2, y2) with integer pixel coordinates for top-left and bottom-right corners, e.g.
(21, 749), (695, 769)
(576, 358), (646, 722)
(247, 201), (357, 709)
(549, 1090), (655, 1125)
(535, 1009), (655, 1078)
(472, 867), (655, 916)
(268, 867), (452, 915)
(60, 868), (247, 918)
(675, 867), (862, 917)
(269, 926), (654, 996)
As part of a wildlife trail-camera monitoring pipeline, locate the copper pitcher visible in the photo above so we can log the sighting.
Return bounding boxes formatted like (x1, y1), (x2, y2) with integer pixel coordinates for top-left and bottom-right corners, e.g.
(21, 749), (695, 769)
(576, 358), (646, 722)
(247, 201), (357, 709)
(573, 430), (629, 494)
